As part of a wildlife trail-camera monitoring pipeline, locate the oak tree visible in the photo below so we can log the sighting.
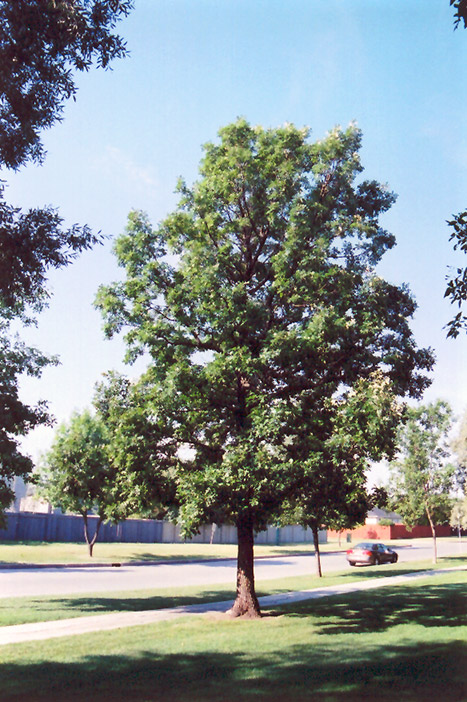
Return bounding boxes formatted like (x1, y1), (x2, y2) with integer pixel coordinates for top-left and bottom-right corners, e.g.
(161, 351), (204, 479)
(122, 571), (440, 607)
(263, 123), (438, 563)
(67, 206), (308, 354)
(97, 120), (433, 617)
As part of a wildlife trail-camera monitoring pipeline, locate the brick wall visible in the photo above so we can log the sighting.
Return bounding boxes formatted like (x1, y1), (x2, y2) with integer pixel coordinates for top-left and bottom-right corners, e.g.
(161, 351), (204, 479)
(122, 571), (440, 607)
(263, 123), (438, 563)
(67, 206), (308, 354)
(328, 523), (452, 542)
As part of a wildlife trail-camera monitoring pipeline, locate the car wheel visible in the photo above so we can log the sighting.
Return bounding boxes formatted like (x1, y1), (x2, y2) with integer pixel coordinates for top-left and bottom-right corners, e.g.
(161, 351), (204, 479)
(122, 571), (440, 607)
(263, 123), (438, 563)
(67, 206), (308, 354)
(374, 556), (380, 565)
(349, 561), (356, 567)
(392, 554), (398, 563)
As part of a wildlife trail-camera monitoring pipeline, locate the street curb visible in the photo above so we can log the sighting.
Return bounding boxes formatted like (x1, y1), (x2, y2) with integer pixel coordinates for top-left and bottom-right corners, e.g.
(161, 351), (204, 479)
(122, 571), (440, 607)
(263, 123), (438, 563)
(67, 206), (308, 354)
(0, 551), (339, 570)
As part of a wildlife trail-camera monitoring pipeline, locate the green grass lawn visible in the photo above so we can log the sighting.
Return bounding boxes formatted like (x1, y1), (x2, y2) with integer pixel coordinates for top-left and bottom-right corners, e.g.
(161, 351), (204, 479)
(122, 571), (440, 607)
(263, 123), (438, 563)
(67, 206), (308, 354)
(1, 556), (465, 627)
(0, 540), (328, 564)
(1, 570), (465, 702)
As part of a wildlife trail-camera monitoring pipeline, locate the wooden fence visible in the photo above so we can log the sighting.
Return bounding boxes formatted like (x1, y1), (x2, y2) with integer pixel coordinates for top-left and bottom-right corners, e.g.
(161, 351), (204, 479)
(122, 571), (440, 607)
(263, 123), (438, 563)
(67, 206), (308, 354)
(0, 512), (327, 545)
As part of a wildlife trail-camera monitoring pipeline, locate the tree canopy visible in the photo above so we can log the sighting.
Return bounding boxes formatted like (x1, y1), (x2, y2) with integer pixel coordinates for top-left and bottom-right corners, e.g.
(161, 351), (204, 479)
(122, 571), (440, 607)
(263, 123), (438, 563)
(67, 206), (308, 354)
(445, 211), (467, 338)
(93, 371), (177, 519)
(451, 0), (467, 29)
(97, 119), (433, 616)
(445, 5), (467, 335)
(0, 0), (132, 170)
(0, 0), (131, 519)
(0, 330), (54, 521)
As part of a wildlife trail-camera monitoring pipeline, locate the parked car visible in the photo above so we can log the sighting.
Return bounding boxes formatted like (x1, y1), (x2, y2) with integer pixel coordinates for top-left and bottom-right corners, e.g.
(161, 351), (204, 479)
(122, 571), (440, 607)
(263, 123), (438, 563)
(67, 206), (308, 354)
(346, 542), (398, 566)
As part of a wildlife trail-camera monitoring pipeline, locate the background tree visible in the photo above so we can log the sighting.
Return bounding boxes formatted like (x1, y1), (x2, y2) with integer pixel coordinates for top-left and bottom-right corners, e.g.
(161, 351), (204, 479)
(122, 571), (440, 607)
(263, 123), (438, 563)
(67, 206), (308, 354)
(388, 400), (457, 563)
(0, 0), (132, 519)
(37, 409), (124, 556)
(97, 119), (433, 617)
(449, 409), (467, 538)
(451, 407), (467, 490)
(280, 373), (403, 577)
(283, 467), (368, 578)
(451, 496), (467, 537)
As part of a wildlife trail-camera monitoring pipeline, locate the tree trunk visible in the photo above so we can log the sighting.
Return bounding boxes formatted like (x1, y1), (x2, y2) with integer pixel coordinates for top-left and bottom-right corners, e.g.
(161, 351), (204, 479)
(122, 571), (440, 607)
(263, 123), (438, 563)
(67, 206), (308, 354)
(426, 507), (437, 564)
(210, 523), (217, 545)
(312, 525), (322, 578)
(83, 514), (103, 558)
(227, 516), (261, 618)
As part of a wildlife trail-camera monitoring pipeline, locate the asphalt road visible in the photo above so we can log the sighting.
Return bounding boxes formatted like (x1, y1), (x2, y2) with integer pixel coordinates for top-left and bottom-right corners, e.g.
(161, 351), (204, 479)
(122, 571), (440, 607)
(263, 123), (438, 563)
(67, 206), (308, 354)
(1, 539), (465, 599)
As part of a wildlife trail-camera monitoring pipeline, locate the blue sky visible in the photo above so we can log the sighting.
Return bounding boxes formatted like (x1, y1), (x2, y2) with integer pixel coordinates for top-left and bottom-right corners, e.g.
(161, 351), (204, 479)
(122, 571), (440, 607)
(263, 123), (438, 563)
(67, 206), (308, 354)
(6, 0), (467, 481)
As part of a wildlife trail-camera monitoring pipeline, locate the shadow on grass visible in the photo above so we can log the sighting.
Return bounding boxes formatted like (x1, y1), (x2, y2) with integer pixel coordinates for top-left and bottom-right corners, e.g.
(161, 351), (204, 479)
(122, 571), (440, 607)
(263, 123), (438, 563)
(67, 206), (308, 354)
(436, 555), (467, 564)
(3, 558), (464, 624)
(121, 552), (229, 563)
(0, 588), (236, 620)
(68, 588), (236, 613)
(280, 581), (467, 635)
(0, 570), (423, 621)
(337, 564), (427, 580)
(1, 640), (465, 701)
(1, 580), (466, 701)
(334, 556), (466, 582)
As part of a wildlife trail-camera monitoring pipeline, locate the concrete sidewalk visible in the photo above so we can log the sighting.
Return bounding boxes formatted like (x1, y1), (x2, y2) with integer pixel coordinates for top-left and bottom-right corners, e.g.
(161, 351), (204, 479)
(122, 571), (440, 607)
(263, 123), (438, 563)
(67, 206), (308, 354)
(1, 566), (465, 646)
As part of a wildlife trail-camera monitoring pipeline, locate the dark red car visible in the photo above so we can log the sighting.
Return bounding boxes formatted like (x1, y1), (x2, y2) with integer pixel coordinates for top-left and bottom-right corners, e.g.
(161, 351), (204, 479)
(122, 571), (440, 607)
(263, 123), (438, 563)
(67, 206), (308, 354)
(346, 542), (398, 566)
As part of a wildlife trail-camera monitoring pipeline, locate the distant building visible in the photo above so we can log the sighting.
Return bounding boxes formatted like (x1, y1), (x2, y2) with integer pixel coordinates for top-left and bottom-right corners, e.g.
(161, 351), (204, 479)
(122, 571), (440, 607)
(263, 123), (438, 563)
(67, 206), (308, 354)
(6, 477), (27, 512)
(365, 507), (402, 525)
(6, 479), (55, 514)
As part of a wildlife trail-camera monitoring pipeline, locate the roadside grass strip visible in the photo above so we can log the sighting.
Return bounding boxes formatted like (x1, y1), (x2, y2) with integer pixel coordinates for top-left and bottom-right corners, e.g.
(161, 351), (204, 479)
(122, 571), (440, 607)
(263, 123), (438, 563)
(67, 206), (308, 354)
(1, 565), (465, 646)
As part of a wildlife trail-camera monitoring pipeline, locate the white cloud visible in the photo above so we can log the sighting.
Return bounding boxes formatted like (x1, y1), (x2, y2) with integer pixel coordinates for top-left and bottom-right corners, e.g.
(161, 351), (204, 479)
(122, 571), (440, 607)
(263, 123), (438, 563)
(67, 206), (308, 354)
(94, 146), (160, 192)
